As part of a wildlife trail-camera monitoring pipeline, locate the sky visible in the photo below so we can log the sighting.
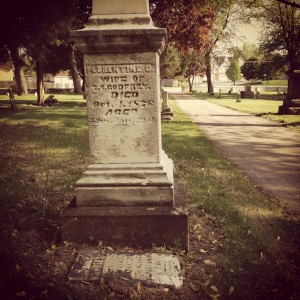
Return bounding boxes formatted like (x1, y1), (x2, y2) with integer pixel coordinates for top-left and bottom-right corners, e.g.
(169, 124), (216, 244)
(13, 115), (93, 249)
(234, 20), (263, 46)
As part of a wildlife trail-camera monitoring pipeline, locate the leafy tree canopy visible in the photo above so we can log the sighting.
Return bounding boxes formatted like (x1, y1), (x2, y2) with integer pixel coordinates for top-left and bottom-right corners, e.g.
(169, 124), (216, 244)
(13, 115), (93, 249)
(241, 57), (259, 80)
(226, 60), (242, 84)
(150, 0), (214, 52)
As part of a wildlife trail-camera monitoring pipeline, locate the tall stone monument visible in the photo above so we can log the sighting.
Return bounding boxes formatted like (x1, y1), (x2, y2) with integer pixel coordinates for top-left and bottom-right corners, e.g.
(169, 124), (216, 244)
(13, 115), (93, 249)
(278, 61), (300, 115)
(62, 0), (188, 250)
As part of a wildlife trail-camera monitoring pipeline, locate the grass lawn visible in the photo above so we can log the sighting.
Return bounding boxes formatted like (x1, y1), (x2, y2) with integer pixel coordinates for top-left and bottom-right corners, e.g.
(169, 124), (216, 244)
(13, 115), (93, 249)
(193, 91), (300, 130)
(0, 95), (299, 299)
(235, 80), (288, 86)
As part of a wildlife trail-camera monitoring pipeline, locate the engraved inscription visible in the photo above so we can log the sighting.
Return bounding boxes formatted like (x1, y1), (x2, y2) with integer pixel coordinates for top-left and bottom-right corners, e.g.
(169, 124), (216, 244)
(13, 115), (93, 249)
(86, 63), (157, 125)
(86, 64), (154, 74)
(68, 251), (183, 288)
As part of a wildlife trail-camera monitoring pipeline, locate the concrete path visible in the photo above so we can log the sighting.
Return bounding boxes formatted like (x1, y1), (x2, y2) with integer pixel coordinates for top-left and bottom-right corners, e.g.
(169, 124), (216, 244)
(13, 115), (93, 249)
(171, 93), (300, 219)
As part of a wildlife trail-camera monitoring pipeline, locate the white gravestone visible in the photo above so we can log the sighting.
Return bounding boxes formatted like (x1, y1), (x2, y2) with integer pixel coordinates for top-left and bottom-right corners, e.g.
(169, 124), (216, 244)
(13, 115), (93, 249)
(62, 0), (188, 250)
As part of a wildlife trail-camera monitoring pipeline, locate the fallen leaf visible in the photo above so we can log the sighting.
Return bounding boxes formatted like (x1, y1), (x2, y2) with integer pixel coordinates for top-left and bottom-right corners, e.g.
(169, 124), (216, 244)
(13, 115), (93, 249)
(107, 246), (114, 251)
(16, 264), (21, 271)
(189, 283), (198, 291)
(193, 224), (201, 230)
(163, 288), (169, 292)
(137, 282), (141, 294)
(120, 277), (129, 281)
(229, 286), (234, 295)
(211, 285), (218, 292)
(200, 249), (208, 253)
(204, 260), (217, 267)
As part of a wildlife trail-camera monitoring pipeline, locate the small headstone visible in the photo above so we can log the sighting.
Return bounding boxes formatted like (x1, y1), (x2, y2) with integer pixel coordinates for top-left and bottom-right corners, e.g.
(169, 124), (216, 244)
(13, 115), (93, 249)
(68, 249), (183, 288)
(241, 85), (254, 98)
(161, 90), (173, 120)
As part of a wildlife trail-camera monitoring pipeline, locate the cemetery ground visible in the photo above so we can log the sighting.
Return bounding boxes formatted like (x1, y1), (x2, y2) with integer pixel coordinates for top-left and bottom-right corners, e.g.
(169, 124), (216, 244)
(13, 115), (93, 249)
(0, 94), (299, 299)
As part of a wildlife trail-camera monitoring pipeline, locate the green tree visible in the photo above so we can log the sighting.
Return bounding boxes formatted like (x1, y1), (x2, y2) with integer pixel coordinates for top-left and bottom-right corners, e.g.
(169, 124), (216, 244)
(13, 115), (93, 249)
(150, 0), (213, 91)
(181, 51), (206, 92)
(204, 0), (254, 93)
(241, 57), (259, 80)
(258, 0), (300, 70)
(226, 60), (242, 84)
(1, 0), (91, 103)
(0, 3), (28, 95)
(229, 43), (261, 61)
(160, 44), (181, 79)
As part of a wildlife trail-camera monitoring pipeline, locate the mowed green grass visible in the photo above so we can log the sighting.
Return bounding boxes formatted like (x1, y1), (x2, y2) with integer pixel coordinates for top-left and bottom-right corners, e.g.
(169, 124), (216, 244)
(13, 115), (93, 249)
(193, 92), (300, 129)
(0, 94), (90, 217)
(0, 94), (299, 299)
(162, 101), (299, 299)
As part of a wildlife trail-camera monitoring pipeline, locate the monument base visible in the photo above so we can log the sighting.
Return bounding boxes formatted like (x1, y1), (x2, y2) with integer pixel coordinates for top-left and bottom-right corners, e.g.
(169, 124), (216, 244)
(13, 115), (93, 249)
(61, 182), (189, 251)
(76, 151), (174, 207)
(161, 107), (174, 121)
(278, 99), (300, 115)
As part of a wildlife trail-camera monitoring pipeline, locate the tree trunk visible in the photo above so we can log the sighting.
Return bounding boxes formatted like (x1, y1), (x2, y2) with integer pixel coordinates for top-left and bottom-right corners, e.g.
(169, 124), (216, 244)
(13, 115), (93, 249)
(188, 74), (195, 92)
(82, 77), (87, 99)
(69, 44), (82, 94)
(36, 60), (45, 105)
(9, 46), (28, 95)
(20, 68), (28, 94)
(205, 50), (213, 94)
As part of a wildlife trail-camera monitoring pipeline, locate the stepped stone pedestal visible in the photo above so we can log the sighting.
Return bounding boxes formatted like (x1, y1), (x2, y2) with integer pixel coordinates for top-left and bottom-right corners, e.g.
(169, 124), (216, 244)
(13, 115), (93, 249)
(61, 0), (188, 250)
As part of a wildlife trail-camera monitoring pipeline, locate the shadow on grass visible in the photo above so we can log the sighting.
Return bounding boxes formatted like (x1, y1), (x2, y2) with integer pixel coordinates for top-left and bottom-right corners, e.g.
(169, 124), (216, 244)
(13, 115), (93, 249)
(162, 104), (300, 299)
(192, 92), (284, 101)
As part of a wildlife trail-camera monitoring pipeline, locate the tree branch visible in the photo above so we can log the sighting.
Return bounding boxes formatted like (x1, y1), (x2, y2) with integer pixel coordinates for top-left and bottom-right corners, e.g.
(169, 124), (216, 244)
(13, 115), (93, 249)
(276, 0), (300, 9)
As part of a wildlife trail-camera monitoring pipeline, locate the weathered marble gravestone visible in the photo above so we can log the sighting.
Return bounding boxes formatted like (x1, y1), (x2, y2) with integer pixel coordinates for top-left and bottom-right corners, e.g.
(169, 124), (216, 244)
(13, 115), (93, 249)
(62, 0), (188, 250)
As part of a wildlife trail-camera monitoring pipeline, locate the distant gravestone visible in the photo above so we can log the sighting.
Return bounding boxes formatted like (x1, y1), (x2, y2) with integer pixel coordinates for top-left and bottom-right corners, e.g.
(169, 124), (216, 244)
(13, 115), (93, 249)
(62, 0), (188, 250)
(240, 85), (254, 99)
(161, 90), (173, 120)
(7, 88), (18, 111)
(279, 61), (300, 115)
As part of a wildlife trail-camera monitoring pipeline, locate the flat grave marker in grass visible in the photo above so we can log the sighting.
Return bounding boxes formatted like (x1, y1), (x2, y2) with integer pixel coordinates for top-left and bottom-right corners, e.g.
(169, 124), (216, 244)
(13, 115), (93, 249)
(68, 249), (183, 288)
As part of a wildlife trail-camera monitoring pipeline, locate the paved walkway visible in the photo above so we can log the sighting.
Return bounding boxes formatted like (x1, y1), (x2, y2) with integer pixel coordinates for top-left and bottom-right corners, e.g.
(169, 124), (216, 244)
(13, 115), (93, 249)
(172, 93), (300, 219)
